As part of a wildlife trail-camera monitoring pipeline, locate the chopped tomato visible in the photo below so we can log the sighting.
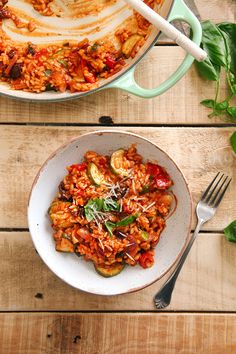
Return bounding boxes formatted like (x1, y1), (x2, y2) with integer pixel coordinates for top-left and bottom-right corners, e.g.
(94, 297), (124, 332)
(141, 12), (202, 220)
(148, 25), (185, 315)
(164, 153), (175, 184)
(105, 54), (116, 69)
(75, 227), (90, 241)
(147, 163), (172, 190)
(99, 157), (107, 167)
(34, 48), (49, 60)
(81, 59), (96, 83)
(139, 251), (154, 268)
(68, 163), (87, 172)
(83, 69), (96, 83)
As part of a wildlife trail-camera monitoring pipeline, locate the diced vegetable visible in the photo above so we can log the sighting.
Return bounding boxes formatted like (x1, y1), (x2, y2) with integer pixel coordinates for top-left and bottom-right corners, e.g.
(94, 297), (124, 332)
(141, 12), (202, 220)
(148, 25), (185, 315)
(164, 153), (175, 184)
(140, 231), (149, 241)
(139, 251), (154, 268)
(122, 34), (143, 58)
(147, 163), (172, 190)
(56, 238), (74, 252)
(87, 162), (104, 186)
(110, 149), (129, 176)
(48, 200), (73, 228)
(94, 263), (125, 277)
(105, 54), (116, 69)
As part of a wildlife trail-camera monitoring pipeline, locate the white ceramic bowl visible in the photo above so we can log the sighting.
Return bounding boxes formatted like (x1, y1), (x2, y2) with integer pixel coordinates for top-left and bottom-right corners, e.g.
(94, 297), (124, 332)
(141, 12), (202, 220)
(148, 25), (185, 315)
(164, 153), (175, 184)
(28, 130), (192, 295)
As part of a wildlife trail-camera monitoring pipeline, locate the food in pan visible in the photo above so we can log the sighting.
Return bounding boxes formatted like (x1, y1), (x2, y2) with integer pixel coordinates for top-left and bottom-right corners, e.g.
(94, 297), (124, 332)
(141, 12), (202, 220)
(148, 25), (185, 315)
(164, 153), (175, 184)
(0, 0), (163, 93)
(48, 144), (175, 277)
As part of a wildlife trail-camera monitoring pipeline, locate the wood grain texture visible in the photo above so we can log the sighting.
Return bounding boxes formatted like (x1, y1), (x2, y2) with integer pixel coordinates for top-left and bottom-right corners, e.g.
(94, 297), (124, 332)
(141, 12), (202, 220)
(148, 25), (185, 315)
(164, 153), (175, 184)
(159, 0), (236, 43)
(0, 312), (236, 354)
(0, 126), (235, 229)
(0, 47), (229, 125)
(1, 232), (236, 311)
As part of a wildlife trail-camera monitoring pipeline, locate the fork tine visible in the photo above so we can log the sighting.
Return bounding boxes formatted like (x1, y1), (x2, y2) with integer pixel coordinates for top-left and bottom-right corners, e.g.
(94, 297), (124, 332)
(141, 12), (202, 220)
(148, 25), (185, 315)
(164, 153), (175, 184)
(201, 172), (220, 201)
(205, 173), (224, 203)
(212, 177), (232, 208)
(209, 175), (228, 206)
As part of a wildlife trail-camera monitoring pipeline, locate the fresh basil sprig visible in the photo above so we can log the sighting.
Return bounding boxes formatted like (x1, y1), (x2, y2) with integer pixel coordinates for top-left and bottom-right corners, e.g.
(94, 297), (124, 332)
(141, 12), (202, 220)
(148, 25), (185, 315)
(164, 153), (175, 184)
(195, 21), (236, 119)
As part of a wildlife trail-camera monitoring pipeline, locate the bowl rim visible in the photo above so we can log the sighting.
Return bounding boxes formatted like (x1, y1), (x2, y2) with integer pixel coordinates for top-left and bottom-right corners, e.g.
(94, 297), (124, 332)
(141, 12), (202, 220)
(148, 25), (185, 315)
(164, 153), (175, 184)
(28, 129), (192, 295)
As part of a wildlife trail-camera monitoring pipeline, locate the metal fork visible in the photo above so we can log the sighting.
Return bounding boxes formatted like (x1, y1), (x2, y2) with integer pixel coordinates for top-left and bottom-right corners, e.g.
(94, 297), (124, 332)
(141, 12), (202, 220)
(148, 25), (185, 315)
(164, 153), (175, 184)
(154, 172), (232, 309)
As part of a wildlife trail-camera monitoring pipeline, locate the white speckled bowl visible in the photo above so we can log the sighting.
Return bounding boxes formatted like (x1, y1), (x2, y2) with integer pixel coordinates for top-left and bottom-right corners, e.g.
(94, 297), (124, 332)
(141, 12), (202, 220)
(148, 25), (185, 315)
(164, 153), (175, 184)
(28, 130), (192, 295)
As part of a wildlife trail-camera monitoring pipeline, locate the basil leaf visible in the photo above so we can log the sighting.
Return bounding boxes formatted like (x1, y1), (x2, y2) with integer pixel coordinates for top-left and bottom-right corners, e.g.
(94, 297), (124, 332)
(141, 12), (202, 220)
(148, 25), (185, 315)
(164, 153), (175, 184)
(201, 21), (227, 67)
(227, 106), (236, 118)
(105, 221), (116, 237)
(195, 55), (220, 81)
(224, 220), (236, 243)
(230, 132), (236, 154)
(84, 198), (104, 221)
(232, 85), (236, 95)
(215, 100), (228, 111)
(103, 198), (120, 212)
(218, 23), (236, 73)
(200, 99), (215, 108)
(116, 214), (139, 227)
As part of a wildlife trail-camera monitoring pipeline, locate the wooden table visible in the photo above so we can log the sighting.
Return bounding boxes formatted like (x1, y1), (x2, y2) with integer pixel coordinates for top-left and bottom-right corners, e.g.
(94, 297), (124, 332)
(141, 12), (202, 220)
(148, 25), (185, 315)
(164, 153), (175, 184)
(0, 1), (236, 352)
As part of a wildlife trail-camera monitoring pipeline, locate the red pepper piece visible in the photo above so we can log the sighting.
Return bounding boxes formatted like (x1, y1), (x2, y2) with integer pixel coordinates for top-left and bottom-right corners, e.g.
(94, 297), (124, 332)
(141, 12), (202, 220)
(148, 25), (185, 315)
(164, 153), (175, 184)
(139, 251), (154, 268)
(147, 163), (172, 190)
(105, 54), (116, 69)
(69, 163), (87, 172)
(81, 59), (96, 83)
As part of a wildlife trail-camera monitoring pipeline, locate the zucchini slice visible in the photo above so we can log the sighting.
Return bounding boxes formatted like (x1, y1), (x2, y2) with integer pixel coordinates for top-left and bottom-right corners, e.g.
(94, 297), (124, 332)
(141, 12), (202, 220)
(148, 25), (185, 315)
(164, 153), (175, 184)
(48, 200), (73, 228)
(110, 149), (129, 177)
(56, 238), (74, 252)
(87, 162), (104, 186)
(122, 34), (143, 58)
(94, 263), (125, 278)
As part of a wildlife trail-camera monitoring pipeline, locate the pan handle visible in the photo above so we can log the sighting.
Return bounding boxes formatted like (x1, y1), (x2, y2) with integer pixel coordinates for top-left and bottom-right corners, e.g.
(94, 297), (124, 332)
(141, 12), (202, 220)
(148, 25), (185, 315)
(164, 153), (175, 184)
(107, 0), (202, 98)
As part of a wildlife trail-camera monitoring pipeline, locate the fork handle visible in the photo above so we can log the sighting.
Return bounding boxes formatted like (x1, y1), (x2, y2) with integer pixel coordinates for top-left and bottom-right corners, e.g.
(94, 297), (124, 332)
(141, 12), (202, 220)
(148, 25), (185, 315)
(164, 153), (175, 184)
(154, 218), (204, 307)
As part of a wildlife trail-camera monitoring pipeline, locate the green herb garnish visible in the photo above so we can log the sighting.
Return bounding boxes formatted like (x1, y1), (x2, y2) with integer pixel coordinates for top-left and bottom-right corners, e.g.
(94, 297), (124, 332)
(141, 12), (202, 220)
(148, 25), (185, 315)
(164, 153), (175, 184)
(140, 185), (150, 194)
(224, 220), (236, 243)
(103, 198), (120, 212)
(105, 221), (116, 237)
(116, 214), (139, 227)
(84, 198), (104, 222)
(195, 21), (236, 120)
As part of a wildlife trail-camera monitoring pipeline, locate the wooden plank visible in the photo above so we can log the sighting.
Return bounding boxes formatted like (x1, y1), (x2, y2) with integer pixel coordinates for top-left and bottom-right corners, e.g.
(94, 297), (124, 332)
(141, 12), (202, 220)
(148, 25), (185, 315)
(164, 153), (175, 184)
(0, 126), (235, 229)
(0, 47), (229, 125)
(1, 232), (236, 311)
(159, 0), (236, 43)
(195, 0), (235, 23)
(0, 312), (235, 354)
